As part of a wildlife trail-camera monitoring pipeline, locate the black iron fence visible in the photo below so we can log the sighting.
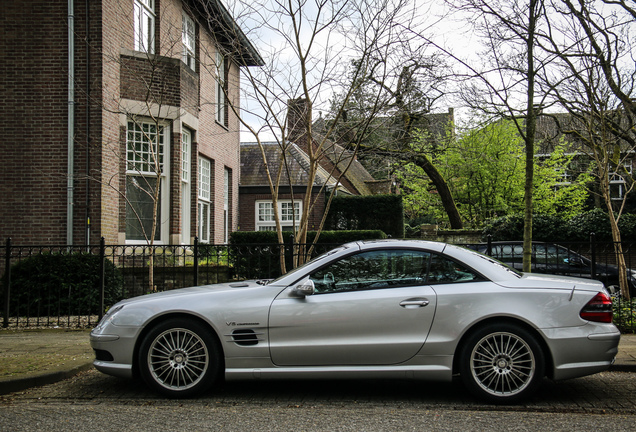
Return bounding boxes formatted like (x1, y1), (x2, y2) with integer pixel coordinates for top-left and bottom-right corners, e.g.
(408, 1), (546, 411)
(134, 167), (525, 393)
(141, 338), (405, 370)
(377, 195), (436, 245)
(1, 237), (635, 331)
(0, 237), (337, 329)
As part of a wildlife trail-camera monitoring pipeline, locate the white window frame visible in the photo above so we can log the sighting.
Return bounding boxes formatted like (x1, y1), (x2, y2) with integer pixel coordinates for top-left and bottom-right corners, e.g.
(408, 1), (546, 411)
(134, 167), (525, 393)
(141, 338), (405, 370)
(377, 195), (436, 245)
(198, 157), (211, 243)
(181, 129), (192, 244)
(134, 0), (155, 54)
(610, 161), (633, 201)
(182, 13), (196, 69)
(224, 168), (230, 243)
(216, 52), (227, 126)
(255, 200), (301, 232)
(125, 119), (170, 244)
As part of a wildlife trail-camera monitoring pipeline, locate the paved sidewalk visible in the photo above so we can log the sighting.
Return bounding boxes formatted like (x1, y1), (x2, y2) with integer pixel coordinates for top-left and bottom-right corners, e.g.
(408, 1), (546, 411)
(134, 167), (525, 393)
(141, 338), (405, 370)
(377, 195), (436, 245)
(0, 329), (93, 395)
(0, 328), (634, 396)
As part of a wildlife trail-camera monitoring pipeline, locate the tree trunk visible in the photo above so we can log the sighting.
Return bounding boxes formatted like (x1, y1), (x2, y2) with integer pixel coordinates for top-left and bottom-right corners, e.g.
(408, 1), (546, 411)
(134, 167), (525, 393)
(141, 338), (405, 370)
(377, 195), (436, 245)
(522, 0), (538, 273)
(412, 154), (463, 229)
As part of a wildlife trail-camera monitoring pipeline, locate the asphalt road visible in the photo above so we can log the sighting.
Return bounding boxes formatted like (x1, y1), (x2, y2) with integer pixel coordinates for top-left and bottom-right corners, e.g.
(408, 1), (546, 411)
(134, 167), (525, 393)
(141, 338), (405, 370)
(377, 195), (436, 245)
(1, 369), (635, 431)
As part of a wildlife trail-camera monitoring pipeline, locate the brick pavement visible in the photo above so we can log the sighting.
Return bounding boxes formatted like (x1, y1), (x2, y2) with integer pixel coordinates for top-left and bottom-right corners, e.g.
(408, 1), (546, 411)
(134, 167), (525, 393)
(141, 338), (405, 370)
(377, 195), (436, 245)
(0, 328), (634, 396)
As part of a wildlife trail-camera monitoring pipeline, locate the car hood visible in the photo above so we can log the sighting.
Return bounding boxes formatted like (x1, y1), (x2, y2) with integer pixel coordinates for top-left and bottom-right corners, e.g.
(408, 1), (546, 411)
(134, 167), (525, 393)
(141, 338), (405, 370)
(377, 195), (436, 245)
(113, 280), (267, 307)
(497, 272), (605, 292)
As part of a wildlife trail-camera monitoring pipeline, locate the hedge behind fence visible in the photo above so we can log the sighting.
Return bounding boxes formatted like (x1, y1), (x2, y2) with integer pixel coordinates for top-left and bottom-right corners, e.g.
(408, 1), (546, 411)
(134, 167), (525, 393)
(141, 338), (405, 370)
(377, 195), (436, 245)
(1, 253), (124, 317)
(482, 208), (636, 242)
(324, 194), (404, 239)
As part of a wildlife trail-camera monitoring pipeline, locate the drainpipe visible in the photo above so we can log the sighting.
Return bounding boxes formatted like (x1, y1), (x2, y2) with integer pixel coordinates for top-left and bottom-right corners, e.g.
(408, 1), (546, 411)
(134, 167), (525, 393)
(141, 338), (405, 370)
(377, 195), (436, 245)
(85, 0), (91, 246)
(67, 0), (75, 245)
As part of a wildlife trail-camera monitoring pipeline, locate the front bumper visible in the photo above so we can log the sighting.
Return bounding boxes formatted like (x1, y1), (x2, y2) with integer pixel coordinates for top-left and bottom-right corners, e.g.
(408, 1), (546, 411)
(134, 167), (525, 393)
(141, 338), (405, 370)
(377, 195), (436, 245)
(90, 327), (141, 379)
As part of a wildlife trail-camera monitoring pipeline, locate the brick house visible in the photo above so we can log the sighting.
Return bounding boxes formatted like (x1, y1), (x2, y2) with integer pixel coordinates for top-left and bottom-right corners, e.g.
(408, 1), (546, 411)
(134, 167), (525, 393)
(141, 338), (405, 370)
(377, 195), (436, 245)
(239, 99), (390, 232)
(533, 112), (636, 212)
(0, 0), (261, 246)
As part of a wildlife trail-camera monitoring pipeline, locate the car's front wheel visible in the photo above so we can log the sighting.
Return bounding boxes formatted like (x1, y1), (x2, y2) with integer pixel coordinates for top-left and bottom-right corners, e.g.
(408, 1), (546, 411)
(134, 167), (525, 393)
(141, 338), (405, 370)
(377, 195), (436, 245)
(138, 318), (221, 398)
(459, 323), (545, 404)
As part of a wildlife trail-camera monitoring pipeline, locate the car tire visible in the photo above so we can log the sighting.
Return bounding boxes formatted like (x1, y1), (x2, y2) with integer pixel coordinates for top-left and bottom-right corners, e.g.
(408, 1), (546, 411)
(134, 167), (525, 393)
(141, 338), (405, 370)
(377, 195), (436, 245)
(138, 317), (222, 398)
(459, 323), (545, 404)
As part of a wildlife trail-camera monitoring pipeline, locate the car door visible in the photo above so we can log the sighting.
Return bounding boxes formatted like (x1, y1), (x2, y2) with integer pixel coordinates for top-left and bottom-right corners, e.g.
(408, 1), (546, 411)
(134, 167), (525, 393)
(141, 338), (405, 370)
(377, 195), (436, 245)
(268, 249), (437, 366)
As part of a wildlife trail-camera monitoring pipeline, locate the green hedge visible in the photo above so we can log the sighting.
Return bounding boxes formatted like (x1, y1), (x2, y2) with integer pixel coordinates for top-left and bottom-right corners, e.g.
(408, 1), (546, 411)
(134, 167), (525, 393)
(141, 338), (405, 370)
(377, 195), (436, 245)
(324, 194), (405, 238)
(482, 209), (636, 242)
(229, 230), (387, 279)
(1, 253), (124, 317)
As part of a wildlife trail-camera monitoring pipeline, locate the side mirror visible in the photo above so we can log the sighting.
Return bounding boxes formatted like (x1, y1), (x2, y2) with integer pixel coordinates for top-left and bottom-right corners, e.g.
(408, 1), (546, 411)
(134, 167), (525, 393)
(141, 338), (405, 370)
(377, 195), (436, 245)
(292, 279), (315, 298)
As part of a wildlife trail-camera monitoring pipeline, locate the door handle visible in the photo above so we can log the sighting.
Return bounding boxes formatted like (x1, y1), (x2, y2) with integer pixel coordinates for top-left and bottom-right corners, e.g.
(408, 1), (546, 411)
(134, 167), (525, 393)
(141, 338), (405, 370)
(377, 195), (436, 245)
(400, 299), (430, 308)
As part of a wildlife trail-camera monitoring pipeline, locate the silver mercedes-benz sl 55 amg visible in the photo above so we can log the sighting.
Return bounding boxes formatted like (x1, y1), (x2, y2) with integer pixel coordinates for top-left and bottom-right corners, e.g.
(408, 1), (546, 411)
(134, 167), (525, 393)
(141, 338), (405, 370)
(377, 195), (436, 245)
(90, 240), (620, 403)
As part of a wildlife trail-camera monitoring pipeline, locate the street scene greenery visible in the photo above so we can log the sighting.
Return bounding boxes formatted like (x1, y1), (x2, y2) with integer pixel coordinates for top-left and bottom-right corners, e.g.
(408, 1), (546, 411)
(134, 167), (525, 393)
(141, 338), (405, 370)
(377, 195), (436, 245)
(2, 1), (636, 326)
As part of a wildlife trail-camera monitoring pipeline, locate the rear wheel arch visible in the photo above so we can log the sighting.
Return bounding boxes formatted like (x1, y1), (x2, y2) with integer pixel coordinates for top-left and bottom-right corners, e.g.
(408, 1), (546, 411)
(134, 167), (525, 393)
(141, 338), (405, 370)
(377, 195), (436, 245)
(452, 317), (554, 378)
(454, 318), (551, 403)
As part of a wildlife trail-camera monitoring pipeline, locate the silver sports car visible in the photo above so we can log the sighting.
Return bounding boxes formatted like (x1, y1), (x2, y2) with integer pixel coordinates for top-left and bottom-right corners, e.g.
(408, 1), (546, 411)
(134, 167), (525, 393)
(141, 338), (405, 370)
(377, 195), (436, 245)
(90, 240), (620, 403)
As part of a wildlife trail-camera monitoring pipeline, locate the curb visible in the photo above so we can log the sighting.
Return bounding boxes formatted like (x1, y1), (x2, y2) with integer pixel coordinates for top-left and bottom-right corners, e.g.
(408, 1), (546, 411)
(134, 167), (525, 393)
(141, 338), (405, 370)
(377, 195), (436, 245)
(0, 362), (94, 396)
(609, 363), (636, 373)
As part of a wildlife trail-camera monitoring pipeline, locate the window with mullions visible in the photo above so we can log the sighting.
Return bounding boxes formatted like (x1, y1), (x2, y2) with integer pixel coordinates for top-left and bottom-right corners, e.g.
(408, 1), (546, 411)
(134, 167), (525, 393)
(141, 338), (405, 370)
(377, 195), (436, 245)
(198, 157), (212, 243)
(126, 121), (164, 173)
(181, 129), (192, 244)
(256, 200), (301, 231)
(134, 0), (155, 54)
(125, 120), (168, 242)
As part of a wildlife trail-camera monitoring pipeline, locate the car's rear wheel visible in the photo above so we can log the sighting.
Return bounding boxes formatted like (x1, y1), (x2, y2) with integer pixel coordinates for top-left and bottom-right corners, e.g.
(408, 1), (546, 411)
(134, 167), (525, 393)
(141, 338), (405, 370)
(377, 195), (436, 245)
(459, 323), (545, 404)
(138, 318), (221, 398)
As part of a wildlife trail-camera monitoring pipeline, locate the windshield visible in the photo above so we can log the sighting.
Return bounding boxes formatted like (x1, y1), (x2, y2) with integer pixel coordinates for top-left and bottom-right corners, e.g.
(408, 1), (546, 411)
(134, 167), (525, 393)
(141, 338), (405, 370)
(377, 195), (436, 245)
(269, 244), (352, 285)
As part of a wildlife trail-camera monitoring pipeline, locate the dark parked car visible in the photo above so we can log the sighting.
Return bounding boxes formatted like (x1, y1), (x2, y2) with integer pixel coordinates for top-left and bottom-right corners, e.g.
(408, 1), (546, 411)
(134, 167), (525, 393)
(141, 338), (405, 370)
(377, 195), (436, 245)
(470, 241), (636, 296)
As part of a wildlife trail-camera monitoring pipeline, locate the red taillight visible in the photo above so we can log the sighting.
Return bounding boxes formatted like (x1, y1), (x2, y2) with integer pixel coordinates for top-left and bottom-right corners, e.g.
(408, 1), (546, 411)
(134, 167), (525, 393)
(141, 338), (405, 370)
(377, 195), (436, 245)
(580, 292), (613, 323)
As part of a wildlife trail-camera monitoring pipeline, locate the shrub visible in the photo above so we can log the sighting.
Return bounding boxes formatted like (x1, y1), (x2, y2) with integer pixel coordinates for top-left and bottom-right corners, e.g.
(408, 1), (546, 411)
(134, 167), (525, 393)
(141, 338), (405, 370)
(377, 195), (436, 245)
(482, 214), (525, 241)
(482, 209), (636, 243)
(1, 253), (124, 317)
(566, 208), (613, 241)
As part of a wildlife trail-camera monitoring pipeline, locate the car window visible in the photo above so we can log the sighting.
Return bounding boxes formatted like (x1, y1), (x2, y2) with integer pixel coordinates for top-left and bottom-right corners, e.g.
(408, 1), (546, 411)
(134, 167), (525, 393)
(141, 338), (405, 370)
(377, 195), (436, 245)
(309, 249), (430, 294)
(427, 254), (482, 284)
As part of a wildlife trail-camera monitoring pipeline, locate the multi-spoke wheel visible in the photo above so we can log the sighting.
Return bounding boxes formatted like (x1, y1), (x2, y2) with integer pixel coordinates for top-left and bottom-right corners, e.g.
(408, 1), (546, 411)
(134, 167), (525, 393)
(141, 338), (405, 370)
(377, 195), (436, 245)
(459, 323), (545, 404)
(139, 318), (221, 397)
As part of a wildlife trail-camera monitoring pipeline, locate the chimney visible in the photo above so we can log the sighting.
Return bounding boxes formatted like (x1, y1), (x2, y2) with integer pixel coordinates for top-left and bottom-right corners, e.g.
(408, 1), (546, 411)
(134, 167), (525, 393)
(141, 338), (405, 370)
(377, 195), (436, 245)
(287, 98), (312, 143)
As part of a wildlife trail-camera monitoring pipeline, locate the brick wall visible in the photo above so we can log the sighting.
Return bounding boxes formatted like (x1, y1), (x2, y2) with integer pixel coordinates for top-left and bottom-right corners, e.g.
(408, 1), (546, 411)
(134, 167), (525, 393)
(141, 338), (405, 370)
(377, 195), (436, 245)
(1, 2), (76, 243)
(0, 0), (244, 246)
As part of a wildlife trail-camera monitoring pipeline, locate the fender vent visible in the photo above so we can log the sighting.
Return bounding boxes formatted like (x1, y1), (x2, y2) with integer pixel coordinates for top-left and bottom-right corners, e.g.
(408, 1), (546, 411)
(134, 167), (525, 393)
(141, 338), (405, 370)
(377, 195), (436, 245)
(231, 329), (260, 346)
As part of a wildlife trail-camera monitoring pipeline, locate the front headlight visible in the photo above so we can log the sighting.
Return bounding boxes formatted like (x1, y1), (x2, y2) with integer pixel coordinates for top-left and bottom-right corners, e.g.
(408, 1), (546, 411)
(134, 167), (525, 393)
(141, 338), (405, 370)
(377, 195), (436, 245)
(93, 305), (125, 332)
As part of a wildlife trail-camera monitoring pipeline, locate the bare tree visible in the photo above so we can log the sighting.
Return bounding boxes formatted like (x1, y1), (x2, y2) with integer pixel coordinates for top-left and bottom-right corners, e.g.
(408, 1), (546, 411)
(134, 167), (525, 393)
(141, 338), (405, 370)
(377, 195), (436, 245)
(534, 0), (636, 299)
(439, 0), (549, 271)
(326, 53), (463, 229)
(214, 0), (422, 271)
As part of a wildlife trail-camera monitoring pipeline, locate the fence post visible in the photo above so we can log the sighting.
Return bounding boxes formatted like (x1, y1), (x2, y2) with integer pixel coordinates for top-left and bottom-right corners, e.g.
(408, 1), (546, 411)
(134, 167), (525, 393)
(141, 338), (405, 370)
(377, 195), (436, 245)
(590, 232), (597, 280)
(487, 235), (492, 257)
(99, 237), (105, 321)
(193, 236), (199, 287)
(3, 238), (11, 328)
